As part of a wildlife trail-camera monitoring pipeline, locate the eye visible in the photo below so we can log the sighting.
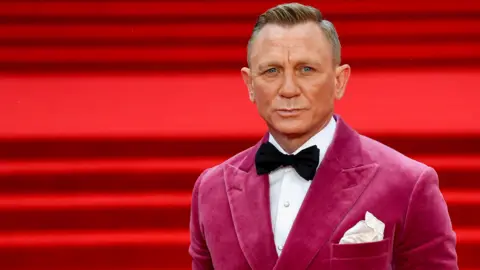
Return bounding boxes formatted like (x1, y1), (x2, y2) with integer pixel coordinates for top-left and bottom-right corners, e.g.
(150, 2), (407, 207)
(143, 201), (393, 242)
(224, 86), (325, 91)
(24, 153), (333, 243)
(301, 66), (314, 72)
(265, 67), (278, 74)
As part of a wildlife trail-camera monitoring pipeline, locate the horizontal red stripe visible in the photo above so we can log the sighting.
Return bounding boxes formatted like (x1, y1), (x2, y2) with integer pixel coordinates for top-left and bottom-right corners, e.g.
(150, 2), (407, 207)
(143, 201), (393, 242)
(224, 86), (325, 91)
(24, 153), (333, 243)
(0, 189), (475, 211)
(414, 155), (480, 170)
(0, 193), (191, 210)
(455, 227), (480, 244)
(1, 19), (478, 39)
(0, 155), (478, 175)
(0, 229), (189, 247)
(442, 190), (480, 205)
(0, 1), (478, 17)
(0, 43), (478, 63)
(0, 46), (246, 63)
(0, 227), (477, 248)
(0, 158), (225, 175)
(1, 71), (479, 138)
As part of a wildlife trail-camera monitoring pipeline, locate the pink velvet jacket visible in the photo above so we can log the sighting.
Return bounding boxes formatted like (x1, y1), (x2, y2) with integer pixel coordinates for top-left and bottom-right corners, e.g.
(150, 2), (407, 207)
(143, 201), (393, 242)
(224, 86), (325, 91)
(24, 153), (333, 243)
(189, 116), (458, 270)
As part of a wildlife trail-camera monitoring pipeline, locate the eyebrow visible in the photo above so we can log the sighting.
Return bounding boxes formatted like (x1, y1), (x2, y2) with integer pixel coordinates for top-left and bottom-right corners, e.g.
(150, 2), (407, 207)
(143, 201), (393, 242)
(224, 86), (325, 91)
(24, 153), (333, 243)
(295, 60), (322, 67)
(257, 61), (283, 70)
(257, 59), (322, 70)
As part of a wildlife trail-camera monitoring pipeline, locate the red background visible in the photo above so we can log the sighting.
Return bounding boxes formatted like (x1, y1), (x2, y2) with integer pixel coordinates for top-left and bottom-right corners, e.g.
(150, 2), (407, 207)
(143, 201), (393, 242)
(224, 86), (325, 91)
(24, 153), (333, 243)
(0, 0), (479, 269)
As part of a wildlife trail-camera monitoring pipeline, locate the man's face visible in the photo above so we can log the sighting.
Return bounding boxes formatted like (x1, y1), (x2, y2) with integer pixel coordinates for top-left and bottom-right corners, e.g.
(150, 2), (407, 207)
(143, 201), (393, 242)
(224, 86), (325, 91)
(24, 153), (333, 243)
(241, 22), (350, 138)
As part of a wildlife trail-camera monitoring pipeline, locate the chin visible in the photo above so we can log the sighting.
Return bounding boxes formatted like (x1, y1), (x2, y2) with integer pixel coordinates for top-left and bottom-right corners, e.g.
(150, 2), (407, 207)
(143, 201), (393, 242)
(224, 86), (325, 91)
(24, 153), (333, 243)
(269, 117), (310, 137)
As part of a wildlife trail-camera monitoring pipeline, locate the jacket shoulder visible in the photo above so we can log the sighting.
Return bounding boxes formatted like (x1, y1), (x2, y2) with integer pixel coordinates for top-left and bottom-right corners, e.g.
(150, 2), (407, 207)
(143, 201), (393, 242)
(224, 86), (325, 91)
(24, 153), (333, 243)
(359, 135), (431, 179)
(193, 144), (258, 191)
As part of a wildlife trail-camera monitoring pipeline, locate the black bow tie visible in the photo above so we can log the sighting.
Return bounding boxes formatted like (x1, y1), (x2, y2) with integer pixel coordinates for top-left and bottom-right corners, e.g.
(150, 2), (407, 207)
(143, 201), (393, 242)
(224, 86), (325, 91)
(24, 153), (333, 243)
(255, 142), (320, 180)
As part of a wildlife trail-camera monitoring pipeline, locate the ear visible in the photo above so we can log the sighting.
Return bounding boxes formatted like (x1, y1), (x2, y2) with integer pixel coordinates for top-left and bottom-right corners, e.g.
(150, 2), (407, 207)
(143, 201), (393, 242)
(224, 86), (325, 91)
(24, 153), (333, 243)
(334, 64), (351, 100)
(241, 67), (255, 103)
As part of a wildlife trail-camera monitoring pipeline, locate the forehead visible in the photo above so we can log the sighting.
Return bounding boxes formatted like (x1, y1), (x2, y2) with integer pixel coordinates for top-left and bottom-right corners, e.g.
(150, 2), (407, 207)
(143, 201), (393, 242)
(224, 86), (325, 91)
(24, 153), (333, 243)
(250, 22), (332, 66)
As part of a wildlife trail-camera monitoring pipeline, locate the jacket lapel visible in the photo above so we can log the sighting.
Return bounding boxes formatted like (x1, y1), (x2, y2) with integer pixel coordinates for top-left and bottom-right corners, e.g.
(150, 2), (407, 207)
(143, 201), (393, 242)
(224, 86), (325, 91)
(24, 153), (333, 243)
(224, 135), (278, 270)
(274, 116), (379, 270)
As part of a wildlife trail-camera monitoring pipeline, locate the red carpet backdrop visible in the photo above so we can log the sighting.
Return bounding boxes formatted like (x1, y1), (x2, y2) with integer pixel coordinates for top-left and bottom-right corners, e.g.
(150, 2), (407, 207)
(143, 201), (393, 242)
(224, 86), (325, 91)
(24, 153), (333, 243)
(0, 0), (479, 269)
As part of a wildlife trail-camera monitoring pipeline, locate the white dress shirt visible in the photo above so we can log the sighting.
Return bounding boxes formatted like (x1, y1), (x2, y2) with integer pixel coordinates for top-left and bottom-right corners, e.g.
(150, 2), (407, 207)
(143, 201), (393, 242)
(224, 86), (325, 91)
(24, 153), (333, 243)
(268, 116), (337, 255)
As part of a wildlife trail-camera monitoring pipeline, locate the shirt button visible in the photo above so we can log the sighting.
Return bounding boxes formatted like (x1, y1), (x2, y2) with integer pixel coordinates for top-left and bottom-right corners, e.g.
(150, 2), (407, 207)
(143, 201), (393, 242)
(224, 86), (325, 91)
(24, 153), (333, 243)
(278, 245), (283, 251)
(283, 201), (290, 207)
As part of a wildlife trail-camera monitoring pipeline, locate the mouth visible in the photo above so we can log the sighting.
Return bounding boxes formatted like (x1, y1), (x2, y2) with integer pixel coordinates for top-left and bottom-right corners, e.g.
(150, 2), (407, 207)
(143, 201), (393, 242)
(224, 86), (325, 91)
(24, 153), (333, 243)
(276, 108), (305, 117)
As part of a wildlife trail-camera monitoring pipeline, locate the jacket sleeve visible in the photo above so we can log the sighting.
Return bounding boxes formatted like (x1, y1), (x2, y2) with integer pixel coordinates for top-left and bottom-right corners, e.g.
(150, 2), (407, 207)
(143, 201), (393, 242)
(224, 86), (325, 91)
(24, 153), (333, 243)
(189, 170), (214, 270)
(394, 166), (458, 269)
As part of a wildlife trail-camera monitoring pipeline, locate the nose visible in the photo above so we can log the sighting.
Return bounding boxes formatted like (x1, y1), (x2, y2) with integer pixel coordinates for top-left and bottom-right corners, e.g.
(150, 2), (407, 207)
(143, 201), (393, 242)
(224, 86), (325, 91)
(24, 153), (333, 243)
(278, 71), (300, 98)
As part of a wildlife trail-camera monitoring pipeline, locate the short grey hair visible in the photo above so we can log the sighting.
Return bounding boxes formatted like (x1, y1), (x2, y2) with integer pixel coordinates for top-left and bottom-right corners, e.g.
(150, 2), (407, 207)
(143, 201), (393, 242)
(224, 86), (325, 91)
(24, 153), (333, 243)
(247, 2), (341, 67)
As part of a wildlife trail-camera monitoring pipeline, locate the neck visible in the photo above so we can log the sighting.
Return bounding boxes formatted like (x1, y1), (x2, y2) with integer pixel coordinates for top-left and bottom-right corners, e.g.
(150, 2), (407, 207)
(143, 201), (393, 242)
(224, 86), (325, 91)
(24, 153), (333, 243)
(269, 114), (333, 154)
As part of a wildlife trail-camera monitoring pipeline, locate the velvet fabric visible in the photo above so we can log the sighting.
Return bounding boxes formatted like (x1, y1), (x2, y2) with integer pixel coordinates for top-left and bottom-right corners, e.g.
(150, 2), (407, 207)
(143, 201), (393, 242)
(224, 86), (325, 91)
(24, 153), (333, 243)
(189, 115), (458, 270)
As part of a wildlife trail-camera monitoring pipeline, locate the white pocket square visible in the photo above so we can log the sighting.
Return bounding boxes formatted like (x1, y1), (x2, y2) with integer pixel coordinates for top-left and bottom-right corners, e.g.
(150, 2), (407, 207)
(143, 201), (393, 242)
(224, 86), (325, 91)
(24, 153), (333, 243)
(339, 211), (385, 244)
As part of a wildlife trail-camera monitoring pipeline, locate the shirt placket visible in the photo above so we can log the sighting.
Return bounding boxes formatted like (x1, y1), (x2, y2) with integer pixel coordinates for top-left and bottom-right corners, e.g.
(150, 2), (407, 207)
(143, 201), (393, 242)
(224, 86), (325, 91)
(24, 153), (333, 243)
(274, 168), (298, 254)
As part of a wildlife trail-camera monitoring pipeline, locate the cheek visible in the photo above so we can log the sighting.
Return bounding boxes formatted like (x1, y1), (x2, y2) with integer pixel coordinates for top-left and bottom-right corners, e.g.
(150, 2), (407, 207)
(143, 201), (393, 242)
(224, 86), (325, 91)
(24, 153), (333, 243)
(300, 77), (334, 106)
(253, 81), (278, 107)
(313, 89), (335, 109)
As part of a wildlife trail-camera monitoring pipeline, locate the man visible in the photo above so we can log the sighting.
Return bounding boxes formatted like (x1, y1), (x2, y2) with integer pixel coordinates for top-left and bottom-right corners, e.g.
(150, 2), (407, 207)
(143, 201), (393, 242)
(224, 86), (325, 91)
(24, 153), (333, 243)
(189, 3), (458, 269)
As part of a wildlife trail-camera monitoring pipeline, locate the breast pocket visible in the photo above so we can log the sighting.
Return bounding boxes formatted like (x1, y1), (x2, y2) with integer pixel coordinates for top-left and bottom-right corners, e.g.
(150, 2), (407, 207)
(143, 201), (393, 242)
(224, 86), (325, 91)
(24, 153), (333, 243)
(330, 238), (390, 270)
